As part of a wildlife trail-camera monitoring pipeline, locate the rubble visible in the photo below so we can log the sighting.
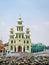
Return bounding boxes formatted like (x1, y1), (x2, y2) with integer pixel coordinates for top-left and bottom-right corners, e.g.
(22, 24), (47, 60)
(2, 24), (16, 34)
(0, 53), (49, 65)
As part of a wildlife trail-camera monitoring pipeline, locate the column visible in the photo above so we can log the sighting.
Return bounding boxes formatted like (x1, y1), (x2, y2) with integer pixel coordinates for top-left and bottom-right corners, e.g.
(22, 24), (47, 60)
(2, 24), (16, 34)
(16, 46), (18, 52)
(22, 46), (23, 52)
(13, 46), (14, 52)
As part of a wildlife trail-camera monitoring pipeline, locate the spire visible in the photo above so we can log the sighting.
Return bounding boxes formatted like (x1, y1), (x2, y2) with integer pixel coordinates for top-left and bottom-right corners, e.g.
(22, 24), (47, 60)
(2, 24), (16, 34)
(18, 14), (21, 20)
(17, 16), (23, 25)
(26, 26), (30, 34)
(25, 26), (30, 39)
(10, 26), (14, 38)
(17, 16), (23, 22)
(10, 26), (14, 31)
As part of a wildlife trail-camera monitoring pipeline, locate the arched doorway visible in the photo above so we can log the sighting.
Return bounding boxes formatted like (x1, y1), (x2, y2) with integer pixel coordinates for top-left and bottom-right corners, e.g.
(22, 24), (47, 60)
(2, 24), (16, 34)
(23, 46), (25, 52)
(18, 46), (22, 52)
(14, 47), (16, 52)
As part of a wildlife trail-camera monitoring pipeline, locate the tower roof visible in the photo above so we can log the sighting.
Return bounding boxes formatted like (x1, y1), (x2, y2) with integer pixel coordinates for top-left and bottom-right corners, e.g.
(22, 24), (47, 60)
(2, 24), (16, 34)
(26, 26), (30, 31)
(17, 16), (23, 22)
(10, 26), (14, 31)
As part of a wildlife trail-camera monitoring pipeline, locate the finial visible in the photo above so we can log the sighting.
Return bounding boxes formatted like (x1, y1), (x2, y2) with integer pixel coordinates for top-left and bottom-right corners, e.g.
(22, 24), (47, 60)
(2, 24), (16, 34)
(10, 26), (14, 30)
(10, 26), (13, 28)
(17, 15), (23, 22)
(18, 14), (21, 19)
(26, 26), (29, 29)
(26, 26), (30, 31)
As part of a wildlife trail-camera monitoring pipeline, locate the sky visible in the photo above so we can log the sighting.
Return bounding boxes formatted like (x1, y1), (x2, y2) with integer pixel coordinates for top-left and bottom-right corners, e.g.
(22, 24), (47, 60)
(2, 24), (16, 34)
(0, 0), (49, 46)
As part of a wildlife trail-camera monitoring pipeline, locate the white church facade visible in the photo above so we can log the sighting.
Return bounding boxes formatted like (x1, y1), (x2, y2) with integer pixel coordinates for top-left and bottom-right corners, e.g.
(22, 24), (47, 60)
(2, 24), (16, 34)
(8, 17), (31, 53)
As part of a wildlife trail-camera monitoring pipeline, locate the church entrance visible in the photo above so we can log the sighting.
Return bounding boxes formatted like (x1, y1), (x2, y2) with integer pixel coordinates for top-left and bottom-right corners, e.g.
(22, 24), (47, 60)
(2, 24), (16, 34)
(18, 46), (22, 52)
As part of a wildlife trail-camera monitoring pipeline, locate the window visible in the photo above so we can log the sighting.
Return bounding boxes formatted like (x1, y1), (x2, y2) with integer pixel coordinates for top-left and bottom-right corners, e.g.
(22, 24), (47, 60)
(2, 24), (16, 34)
(20, 27), (23, 31)
(18, 22), (22, 25)
(11, 40), (13, 43)
(19, 34), (21, 38)
(10, 31), (13, 34)
(22, 34), (24, 38)
(27, 40), (29, 43)
(17, 27), (18, 31)
(24, 40), (25, 43)
(11, 46), (13, 50)
(26, 36), (30, 38)
(27, 46), (29, 50)
(19, 27), (20, 31)
(22, 27), (23, 31)
(17, 27), (21, 31)
(17, 27), (20, 31)
(16, 34), (18, 38)
(27, 31), (29, 34)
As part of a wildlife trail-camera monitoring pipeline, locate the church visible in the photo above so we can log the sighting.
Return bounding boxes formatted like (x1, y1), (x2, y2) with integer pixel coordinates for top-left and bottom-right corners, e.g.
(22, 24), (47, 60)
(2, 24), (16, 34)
(8, 17), (31, 53)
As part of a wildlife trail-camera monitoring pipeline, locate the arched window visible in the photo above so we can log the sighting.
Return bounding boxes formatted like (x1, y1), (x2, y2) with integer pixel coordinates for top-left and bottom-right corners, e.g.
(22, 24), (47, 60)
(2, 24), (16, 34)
(19, 34), (21, 38)
(27, 40), (29, 43)
(11, 40), (13, 43)
(11, 46), (13, 50)
(24, 40), (25, 43)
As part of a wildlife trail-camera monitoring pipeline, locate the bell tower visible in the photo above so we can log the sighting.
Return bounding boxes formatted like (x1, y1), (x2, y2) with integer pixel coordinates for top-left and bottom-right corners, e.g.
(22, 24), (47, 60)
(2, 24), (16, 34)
(15, 17), (24, 39)
(15, 17), (25, 52)
(25, 27), (31, 52)
(10, 27), (14, 39)
(8, 26), (15, 52)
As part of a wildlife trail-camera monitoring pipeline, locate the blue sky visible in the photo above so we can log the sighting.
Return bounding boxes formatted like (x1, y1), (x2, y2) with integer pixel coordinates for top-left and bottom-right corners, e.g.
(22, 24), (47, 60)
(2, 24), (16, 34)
(0, 0), (49, 46)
